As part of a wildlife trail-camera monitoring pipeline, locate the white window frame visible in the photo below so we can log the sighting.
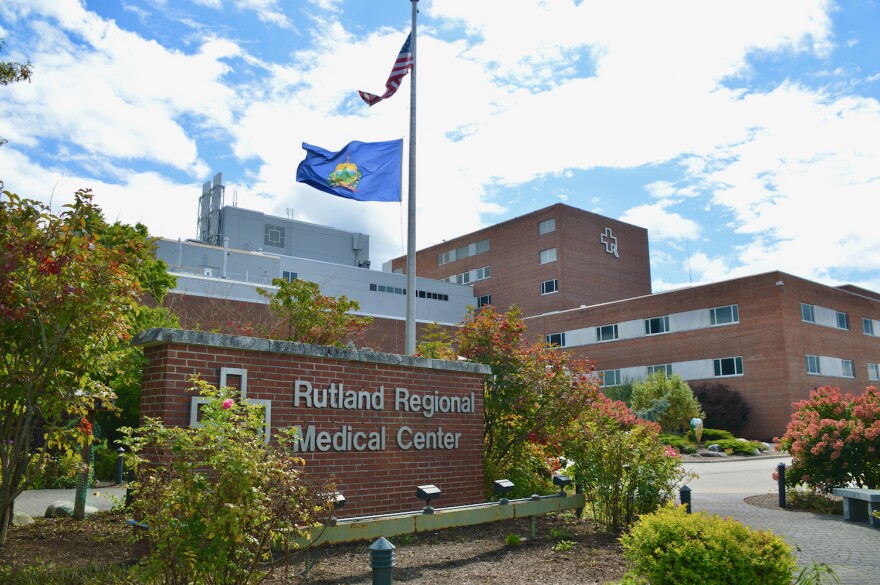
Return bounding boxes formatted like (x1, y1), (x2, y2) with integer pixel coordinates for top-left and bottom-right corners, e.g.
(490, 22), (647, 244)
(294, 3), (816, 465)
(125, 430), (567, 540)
(710, 304), (739, 326)
(842, 359), (855, 378)
(713, 356), (744, 377)
(869, 363), (880, 382)
(801, 303), (816, 323)
(644, 316), (670, 335)
(806, 354), (821, 375)
(539, 247), (557, 264)
(538, 218), (556, 235)
(599, 369), (621, 387)
(864, 318), (876, 336)
(647, 364), (672, 377)
(477, 294), (491, 308)
(596, 324), (619, 342)
(836, 311), (850, 331)
(541, 279), (559, 295)
(545, 332), (566, 347)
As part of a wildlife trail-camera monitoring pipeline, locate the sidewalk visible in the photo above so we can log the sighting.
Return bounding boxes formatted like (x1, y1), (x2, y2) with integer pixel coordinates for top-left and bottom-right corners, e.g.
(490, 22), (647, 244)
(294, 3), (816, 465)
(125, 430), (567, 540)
(13, 485), (128, 518)
(687, 456), (880, 585)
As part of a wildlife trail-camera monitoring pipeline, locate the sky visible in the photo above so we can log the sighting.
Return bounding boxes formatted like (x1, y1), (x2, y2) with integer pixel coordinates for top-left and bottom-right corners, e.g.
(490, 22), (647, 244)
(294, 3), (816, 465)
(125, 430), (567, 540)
(1, 0), (879, 293)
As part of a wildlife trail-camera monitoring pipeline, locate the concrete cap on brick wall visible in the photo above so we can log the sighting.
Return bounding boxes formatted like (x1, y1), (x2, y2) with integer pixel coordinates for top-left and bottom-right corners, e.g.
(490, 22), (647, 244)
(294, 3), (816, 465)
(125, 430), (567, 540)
(133, 328), (492, 375)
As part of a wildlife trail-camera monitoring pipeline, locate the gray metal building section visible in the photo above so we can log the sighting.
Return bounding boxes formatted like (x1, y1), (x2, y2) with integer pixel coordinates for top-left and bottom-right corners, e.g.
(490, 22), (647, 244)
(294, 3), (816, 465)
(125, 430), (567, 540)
(201, 206), (371, 268)
(155, 237), (473, 325)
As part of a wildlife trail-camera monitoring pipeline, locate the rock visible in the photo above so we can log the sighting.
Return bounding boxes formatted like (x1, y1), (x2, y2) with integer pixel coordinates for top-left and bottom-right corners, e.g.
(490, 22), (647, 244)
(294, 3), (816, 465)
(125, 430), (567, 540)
(707, 444), (721, 452)
(12, 511), (34, 526)
(761, 442), (772, 451)
(753, 448), (763, 456)
(45, 500), (98, 518)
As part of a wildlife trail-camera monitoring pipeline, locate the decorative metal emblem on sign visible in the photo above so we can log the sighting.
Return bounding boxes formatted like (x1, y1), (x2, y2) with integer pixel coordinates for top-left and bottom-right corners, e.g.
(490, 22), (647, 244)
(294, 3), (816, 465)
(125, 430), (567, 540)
(600, 227), (619, 258)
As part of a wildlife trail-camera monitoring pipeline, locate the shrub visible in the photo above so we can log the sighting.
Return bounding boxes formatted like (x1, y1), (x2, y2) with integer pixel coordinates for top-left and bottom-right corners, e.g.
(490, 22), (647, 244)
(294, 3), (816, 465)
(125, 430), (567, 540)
(120, 378), (334, 585)
(505, 534), (522, 547)
(704, 438), (764, 456)
(686, 427), (735, 443)
(601, 383), (634, 406)
(563, 396), (694, 533)
(619, 505), (796, 585)
(659, 434), (697, 454)
(690, 382), (750, 435)
(776, 385), (880, 491)
(631, 373), (703, 435)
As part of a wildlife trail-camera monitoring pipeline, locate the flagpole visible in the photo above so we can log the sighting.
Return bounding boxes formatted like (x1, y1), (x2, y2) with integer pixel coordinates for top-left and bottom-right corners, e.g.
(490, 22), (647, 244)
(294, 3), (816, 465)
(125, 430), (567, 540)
(405, 0), (418, 355)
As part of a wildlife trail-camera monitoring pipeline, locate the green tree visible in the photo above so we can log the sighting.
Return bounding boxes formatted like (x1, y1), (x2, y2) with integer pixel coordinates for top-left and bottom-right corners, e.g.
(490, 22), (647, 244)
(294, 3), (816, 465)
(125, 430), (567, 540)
(0, 38), (32, 86)
(418, 306), (598, 496)
(0, 187), (153, 545)
(253, 277), (372, 347)
(631, 372), (703, 435)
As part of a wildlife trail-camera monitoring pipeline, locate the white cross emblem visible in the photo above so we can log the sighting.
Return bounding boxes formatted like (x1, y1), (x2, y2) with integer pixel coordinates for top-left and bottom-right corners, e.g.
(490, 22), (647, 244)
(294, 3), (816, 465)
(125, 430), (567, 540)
(600, 227), (619, 258)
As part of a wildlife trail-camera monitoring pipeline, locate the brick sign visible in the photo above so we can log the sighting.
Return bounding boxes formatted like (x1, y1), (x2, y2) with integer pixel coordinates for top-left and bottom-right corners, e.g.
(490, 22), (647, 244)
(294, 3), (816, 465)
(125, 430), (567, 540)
(134, 329), (489, 517)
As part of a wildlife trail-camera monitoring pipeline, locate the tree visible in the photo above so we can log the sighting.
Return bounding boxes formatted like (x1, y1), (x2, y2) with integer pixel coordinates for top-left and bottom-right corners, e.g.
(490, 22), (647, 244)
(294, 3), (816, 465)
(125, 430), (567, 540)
(690, 381), (750, 435)
(94, 221), (178, 448)
(253, 278), (372, 347)
(0, 38), (32, 86)
(776, 385), (880, 491)
(631, 372), (703, 435)
(418, 306), (599, 496)
(0, 187), (155, 545)
(1, 38), (33, 148)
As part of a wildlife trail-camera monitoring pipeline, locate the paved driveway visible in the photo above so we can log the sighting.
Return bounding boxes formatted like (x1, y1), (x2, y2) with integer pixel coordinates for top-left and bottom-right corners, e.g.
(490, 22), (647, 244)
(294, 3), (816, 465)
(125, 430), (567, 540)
(685, 456), (880, 585)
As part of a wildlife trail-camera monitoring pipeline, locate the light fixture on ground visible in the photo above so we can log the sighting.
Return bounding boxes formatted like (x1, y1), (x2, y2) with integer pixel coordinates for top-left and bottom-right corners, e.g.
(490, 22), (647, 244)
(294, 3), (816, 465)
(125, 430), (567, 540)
(493, 479), (515, 504)
(553, 474), (572, 497)
(416, 484), (441, 514)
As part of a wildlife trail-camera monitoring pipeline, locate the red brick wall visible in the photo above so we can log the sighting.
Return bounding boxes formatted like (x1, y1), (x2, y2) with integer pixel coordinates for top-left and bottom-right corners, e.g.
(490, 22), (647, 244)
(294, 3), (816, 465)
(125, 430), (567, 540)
(389, 203), (652, 317)
(137, 330), (488, 518)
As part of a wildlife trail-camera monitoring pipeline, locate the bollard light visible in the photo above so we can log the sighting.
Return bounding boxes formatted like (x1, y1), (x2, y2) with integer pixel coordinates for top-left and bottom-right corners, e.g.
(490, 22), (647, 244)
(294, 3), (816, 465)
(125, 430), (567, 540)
(493, 479), (515, 504)
(553, 474), (573, 497)
(777, 462), (786, 509)
(680, 485), (692, 514)
(416, 484), (441, 514)
(369, 536), (395, 585)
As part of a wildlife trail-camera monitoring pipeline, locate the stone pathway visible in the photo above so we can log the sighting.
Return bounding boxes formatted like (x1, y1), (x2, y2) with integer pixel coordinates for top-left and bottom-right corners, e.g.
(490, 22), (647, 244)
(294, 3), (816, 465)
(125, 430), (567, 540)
(686, 456), (880, 585)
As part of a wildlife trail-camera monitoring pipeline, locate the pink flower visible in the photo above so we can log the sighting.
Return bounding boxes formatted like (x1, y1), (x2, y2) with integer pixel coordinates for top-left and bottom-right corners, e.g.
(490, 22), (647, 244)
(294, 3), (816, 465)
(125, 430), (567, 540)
(222, 398), (234, 410)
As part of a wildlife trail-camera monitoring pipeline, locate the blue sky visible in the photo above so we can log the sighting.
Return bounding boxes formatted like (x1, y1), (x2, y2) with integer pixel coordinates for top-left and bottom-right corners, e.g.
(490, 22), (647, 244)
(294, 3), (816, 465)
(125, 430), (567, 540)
(1, 0), (878, 292)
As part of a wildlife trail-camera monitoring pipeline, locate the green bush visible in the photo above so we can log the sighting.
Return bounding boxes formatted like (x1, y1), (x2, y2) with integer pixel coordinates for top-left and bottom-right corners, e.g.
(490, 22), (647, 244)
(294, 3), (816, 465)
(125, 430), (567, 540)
(120, 378), (334, 585)
(659, 434), (697, 454)
(631, 373), (703, 435)
(619, 505), (796, 585)
(687, 427), (735, 443)
(704, 438), (763, 456)
(601, 383), (634, 406)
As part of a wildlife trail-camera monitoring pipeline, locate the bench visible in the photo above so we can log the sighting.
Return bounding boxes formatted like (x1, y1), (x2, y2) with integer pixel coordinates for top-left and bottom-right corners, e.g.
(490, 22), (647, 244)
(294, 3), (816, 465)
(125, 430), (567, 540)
(832, 488), (880, 528)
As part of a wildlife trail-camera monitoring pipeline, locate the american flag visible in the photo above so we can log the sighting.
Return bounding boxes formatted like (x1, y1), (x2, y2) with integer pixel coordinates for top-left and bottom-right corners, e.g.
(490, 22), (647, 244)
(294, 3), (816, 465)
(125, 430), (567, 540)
(358, 33), (413, 107)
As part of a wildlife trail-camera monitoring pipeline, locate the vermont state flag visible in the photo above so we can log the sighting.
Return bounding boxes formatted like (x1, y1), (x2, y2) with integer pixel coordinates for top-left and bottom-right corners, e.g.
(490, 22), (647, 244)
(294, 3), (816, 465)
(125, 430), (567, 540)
(296, 139), (403, 202)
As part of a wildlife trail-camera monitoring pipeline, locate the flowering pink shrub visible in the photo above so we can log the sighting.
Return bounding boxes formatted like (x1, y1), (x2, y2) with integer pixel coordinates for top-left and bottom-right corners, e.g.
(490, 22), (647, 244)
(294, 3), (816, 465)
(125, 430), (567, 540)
(776, 386), (880, 491)
(222, 398), (234, 410)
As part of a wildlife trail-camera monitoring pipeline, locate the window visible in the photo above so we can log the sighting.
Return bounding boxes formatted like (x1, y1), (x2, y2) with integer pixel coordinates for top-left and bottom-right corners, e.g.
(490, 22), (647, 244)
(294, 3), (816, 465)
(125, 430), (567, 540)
(281, 270), (297, 283)
(538, 218), (556, 235)
(806, 354), (821, 375)
(644, 316), (670, 335)
(447, 266), (491, 285)
(416, 290), (449, 301)
(476, 294), (492, 308)
(370, 283), (405, 295)
(545, 332), (566, 347)
(869, 363), (880, 382)
(647, 364), (672, 377)
(836, 311), (849, 330)
(599, 369), (621, 387)
(437, 239), (490, 265)
(596, 324), (619, 342)
(713, 356), (744, 377)
(864, 318), (876, 336)
(539, 247), (557, 264)
(541, 279), (558, 295)
(710, 304), (739, 326)
(842, 359), (855, 378)
(263, 223), (286, 248)
(475, 266), (491, 281)
(801, 303), (815, 323)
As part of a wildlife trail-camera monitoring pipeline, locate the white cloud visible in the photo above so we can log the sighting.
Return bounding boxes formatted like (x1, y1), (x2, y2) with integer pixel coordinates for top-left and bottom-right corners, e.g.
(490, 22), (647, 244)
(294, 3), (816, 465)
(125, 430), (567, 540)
(619, 201), (701, 242)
